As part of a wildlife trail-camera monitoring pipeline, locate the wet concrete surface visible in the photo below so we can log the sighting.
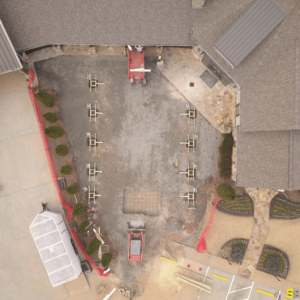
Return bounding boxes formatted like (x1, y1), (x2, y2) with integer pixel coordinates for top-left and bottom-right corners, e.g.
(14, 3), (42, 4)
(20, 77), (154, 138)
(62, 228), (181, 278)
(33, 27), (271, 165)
(35, 53), (220, 291)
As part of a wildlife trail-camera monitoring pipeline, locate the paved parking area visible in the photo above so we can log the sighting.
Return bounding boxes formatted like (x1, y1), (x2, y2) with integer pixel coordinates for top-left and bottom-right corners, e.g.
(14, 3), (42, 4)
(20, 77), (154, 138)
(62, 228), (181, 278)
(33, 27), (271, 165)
(178, 258), (288, 300)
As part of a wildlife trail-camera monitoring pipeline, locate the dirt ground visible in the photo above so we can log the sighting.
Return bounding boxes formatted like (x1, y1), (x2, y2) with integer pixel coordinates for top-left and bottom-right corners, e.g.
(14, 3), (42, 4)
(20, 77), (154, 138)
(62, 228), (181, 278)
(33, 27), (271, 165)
(34, 53), (220, 294)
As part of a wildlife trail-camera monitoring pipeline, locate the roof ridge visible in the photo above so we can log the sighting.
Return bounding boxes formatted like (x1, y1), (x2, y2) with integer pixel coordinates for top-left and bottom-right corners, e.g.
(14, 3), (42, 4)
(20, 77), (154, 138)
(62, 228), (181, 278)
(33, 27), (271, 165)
(295, 39), (300, 129)
(289, 130), (294, 190)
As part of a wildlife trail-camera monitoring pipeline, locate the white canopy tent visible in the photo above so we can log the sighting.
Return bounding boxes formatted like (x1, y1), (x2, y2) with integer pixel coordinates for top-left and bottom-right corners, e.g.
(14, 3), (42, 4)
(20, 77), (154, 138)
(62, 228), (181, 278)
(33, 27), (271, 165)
(29, 211), (81, 287)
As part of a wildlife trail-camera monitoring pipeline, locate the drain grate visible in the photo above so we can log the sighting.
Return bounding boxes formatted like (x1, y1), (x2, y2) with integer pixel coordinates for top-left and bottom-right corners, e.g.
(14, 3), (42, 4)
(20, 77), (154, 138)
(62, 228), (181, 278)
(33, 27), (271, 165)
(123, 188), (160, 215)
(200, 70), (218, 88)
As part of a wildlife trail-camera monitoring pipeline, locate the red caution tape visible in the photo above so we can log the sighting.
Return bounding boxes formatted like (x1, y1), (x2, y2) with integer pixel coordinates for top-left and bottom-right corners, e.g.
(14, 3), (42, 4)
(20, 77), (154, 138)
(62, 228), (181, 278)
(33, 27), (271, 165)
(196, 197), (220, 253)
(27, 70), (73, 221)
(70, 228), (108, 276)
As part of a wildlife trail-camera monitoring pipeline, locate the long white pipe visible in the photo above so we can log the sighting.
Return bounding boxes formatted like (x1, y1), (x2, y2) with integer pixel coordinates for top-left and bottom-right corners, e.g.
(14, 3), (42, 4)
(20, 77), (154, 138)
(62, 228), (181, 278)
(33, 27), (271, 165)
(103, 288), (116, 300)
(177, 277), (211, 294)
(130, 68), (151, 72)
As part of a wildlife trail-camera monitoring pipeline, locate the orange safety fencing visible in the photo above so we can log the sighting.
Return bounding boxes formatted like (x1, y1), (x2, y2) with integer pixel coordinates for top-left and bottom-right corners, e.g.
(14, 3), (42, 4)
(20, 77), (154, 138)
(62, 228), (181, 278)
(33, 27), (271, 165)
(28, 70), (108, 277)
(27, 70), (73, 221)
(70, 228), (108, 277)
(196, 196), (220, 253)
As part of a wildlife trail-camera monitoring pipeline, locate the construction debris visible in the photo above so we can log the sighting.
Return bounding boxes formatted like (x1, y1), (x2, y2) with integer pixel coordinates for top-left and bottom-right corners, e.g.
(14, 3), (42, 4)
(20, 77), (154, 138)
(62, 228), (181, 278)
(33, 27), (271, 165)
(177, 266), (211, 281)
(176, 274), (212, 294)
(119, 288), (132, 298)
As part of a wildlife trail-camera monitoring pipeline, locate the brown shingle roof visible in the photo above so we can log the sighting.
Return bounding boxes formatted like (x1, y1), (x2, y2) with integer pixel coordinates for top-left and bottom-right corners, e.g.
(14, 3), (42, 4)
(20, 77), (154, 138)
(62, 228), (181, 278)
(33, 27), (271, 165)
(236, 131), (290, 189)
(192, 0), (300, 189)
(193, 0), (300, 132)
(0, 0), (200, 51)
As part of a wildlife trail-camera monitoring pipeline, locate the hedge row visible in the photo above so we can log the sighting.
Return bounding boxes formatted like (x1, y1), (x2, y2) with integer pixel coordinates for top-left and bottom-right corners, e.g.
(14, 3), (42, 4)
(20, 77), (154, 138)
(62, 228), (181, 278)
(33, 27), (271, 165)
(219, 134), (234, 178)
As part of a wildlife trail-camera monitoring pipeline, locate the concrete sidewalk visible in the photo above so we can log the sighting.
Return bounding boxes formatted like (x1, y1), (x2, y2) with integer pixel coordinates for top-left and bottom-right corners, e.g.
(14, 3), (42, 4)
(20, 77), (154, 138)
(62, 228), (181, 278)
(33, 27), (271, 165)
(158, 48), (236, 133)
(0, 71), (111, 300)
(169, 240), (298, 298)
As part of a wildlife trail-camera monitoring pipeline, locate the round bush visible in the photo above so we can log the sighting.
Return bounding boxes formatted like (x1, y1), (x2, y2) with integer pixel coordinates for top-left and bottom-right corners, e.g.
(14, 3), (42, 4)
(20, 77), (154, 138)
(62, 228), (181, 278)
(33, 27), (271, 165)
(66, 186), (78, 195)
(86, 238), (101, 256)
(44, 126), (64, 138)
(55, 145), (68, 156)
(230, 246), (246, 262)
(216, 184), (236, 200)
(101, 253), (112, 268)
(222, 134), (234, 148)
(60, 165), (72, 175)
(77, 221), (91, 235)
(265, 255), (282, 274)
(42, 112), (57, 123)
(72, 203), (85, 217)
(35, 91), (54, 107)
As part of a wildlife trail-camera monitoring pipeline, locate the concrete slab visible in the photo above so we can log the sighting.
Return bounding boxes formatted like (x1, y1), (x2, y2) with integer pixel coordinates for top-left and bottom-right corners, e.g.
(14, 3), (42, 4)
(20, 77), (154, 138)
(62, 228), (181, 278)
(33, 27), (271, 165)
(0, 71), (28, 97)
(0, 184), (60, 242)
(0, 90), (38, 140)
(0, 139), (22, 196)
(7, 132), (52, 190)
(16, 280), (52, 300)
(158, 48), (236, 131)
(0, 268), (16, 295)
(1, 290), (19, 300)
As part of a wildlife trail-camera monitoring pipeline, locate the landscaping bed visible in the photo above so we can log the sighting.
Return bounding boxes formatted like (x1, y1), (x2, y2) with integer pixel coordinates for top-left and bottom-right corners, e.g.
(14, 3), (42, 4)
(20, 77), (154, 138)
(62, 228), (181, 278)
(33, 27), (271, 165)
(270, 196), (300, 219)
(216, 196), (254, 216)
(220, 239), (289, 278)
(258, 245), (289, 279)
(220, 238), (249, 263)
(218, 134), (234, 179)
(34, 89), (116, 269)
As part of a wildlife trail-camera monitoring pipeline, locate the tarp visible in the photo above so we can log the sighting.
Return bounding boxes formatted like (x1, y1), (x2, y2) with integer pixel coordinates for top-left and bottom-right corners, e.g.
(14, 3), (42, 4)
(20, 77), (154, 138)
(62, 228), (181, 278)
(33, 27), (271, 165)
(196, 197), (220, 253)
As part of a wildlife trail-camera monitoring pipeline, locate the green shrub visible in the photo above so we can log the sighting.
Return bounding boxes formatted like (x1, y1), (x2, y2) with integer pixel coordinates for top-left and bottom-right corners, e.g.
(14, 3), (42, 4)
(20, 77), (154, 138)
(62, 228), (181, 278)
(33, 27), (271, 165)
(86, 238), (101, 256)
(72, 203), (85, 217)
(222, 134), (234, 148)
(101, 253), (112, 268)
(44, 126), (64, 138)
(219, 146), (232, 159)
(66, 186), (78, 195)
(35, 91), (54, 107)
(217, 184), (236, 200)
(55, 145), (68, 156)
(219, 135), (234, 179)
(77, 221), (91, 235)
(60, 165), (72, 175)
(42, 112), (57, 123)
(219, 157), (232, 169)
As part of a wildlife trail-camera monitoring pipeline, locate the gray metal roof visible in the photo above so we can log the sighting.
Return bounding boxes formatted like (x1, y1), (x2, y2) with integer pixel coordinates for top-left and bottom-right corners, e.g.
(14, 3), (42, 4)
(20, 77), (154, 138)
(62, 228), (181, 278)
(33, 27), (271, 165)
(0, 19), (22, 75)
(214, 0), (286, 67)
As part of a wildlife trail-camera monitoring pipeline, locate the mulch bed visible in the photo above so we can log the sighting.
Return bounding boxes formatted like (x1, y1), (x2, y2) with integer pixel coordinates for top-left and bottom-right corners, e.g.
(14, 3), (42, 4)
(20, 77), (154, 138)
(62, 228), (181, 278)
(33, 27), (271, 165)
(258, 245), (289, 279)
(216, 196), (254, 216)
(220, 238), (289, 278)
(36, 90), (118, 268)
(269, 196), (300, 219)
